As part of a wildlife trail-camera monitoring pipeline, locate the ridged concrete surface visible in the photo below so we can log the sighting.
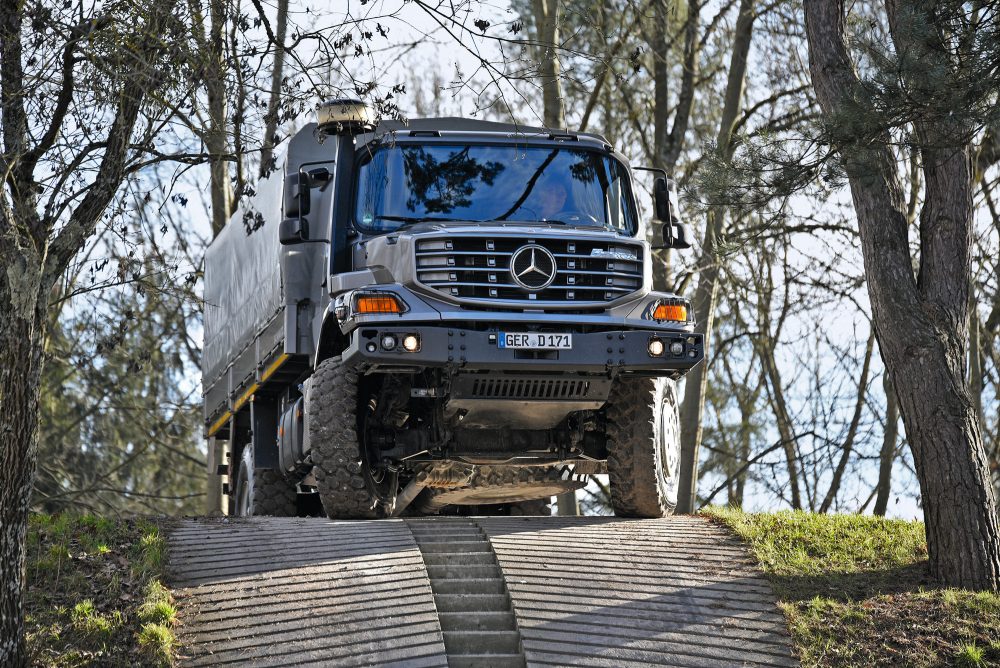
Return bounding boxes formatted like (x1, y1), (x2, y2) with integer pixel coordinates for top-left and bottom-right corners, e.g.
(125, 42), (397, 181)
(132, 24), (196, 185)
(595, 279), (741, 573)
(168, 516), (797, 667)
(479, 516), (797, 667)
(168, 517), (448, 667)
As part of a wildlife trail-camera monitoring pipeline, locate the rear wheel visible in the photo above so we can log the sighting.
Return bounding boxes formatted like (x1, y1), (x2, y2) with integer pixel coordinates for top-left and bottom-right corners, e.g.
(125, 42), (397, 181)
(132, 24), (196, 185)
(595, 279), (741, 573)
(308, 356), (397, 519)
(232, 446), (298, 517)
(605, 377), (680, 517)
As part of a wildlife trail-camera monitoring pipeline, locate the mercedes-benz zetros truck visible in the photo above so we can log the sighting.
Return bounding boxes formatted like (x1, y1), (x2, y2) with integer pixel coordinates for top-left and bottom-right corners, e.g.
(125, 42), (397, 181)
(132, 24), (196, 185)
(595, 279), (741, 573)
(202, 100), (704, 519)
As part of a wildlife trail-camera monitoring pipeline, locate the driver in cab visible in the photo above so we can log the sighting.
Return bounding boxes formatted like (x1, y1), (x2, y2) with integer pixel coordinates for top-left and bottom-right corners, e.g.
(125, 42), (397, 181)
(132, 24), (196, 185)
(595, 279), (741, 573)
(537, 176), (568, 221)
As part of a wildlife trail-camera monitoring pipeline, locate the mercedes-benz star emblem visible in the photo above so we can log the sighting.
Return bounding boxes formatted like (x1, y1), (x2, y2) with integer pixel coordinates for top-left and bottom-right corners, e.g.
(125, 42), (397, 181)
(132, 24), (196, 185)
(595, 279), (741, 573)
(510, 244), (557, 291)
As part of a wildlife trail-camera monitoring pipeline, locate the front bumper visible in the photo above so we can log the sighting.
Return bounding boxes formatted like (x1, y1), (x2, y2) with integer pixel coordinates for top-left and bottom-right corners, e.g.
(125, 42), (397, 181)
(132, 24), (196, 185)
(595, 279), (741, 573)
(343, 325), (704, 375)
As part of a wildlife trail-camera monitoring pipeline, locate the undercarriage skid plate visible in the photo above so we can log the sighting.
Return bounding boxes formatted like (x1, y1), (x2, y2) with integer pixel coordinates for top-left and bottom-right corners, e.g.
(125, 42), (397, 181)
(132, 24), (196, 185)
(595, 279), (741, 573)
(417, 465), (585, 511)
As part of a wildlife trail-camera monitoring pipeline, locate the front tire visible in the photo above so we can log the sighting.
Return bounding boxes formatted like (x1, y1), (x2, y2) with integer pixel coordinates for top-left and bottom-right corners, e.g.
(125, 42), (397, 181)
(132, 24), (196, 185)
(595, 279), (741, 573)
(308, 356), (397, 519)
(605, 377), (680, 518)
(232, 446), (298, 517)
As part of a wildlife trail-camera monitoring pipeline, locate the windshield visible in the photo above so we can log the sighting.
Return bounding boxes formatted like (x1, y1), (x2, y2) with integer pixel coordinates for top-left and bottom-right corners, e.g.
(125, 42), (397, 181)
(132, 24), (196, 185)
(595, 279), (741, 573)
(354, 143), (638, 234)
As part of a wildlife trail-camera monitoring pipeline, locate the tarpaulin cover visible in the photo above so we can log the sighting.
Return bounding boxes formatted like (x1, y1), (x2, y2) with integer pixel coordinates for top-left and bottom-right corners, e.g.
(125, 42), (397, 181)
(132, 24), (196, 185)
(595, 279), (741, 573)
(202, 168), (284, 390)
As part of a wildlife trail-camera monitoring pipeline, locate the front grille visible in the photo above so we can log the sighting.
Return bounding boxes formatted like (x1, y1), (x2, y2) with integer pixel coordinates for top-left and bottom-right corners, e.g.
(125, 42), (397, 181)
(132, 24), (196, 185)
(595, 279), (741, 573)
(414, 235), (644, 304)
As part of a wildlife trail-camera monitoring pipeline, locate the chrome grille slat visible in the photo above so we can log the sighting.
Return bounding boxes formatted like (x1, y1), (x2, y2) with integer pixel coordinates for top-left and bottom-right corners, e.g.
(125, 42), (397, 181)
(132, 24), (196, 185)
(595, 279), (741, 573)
(424, 281), (520, 288)
(414, 235), (644, 305)
(416, 250), (515, 257)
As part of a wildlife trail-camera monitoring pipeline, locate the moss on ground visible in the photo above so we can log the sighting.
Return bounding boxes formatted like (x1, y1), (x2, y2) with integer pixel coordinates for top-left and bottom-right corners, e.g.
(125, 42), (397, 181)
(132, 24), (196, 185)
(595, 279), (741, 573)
(706, 507), (1000, 667)
(25, 514), (176, 667)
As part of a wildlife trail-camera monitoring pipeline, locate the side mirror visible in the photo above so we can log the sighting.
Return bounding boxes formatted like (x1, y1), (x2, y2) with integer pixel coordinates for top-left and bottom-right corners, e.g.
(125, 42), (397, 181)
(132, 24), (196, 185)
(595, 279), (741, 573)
(652, 176), (690, 249)
(653, 177), (670, 222)
(279, 217), (309, 244)
(653, 177), (680, 223)
(283, 167), (332, 219)
(669, 222), (692, 249)
(284, 173), (306, 218)
(655, 221), (692, 249)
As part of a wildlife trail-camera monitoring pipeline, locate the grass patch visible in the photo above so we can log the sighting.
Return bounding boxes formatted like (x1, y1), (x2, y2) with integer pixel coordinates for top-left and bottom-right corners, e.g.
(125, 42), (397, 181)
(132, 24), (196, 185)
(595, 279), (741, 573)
(26, 514), (177, 667)
(706, 508), (1000, 667)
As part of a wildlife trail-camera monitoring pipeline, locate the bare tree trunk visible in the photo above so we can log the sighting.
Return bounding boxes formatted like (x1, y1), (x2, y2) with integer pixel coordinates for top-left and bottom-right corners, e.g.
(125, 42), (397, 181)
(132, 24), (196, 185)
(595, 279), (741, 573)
(819, 330), (875, 512)
(0, 254), (45, 666)
(202, 0), (232, 514)
(259, 0), (289, 178)
(758, 336), (803, 509)
(532, 0), (565, 128)
(874, 371), (899, 516)
(732, 365), (763, 508)
(1, 0), (189, 654)
(676, 0), (756, 513)
(205, 0), (233, 237)
(661, 0), (700, 172)
(650, 0), (670, 169)
(804, 0), (1000, 590)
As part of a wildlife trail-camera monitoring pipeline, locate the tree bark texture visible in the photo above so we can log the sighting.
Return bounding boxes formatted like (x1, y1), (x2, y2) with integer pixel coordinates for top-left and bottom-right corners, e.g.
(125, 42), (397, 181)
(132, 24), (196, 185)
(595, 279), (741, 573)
(0, 256), (45, 666)
(532, 0), (565, 128)
(804, 0), (1000, 590)
(650, 0), (670, 169)
(206, 0), (233, 237)
(676, 0), (756, 513)
(259, 0), (289, 178)
(660, 0), (700, 172)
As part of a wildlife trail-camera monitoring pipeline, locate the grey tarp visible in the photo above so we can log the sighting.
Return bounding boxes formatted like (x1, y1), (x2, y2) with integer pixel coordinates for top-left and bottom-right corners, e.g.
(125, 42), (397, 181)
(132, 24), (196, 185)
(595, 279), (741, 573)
(202, 168), (284, 389)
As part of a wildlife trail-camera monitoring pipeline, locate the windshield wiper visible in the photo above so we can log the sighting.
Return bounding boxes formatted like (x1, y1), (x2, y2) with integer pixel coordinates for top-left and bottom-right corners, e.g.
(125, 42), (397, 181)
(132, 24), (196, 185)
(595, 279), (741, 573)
(530, 219), (617, 231)
(375, 215), (466, 223)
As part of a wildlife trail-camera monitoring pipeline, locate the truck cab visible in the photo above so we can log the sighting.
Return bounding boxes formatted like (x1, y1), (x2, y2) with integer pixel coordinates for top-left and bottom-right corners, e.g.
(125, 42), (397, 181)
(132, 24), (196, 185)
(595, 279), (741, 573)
(202, 100), (704, 519)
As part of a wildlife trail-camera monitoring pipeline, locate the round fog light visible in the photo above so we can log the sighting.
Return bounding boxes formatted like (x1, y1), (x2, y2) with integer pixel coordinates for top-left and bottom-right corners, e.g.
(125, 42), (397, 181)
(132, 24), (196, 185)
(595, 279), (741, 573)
(648, 338), (665, 357)
(402, 334), (420, 352)
(670, 341), (684, 356)
(381, 334), (397, 350)
(366, 342), (377, 353)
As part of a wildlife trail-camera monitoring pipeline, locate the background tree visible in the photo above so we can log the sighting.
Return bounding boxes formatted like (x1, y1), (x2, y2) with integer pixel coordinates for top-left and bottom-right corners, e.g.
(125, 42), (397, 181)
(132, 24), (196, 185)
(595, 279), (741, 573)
(0, 1), (192, 658)
(800, 0), (1000, 590)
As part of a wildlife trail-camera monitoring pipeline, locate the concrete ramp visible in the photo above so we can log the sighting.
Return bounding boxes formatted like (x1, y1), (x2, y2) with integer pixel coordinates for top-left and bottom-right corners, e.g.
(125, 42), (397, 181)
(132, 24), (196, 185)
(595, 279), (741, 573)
(478, 516), (796, 667)
(169, 516), (796, 667)
(168, 518), (448, 667)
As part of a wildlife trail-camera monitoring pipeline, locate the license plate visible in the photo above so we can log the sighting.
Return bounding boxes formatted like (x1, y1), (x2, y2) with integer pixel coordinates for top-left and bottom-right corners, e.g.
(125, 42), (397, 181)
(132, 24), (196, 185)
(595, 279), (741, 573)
(498, 332), (572, 349)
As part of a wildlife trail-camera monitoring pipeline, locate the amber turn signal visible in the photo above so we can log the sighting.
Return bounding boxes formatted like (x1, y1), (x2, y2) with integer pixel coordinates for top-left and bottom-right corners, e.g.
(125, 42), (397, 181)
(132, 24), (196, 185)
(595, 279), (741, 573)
(652, 302), (688, 321)
(355, 294), (403, 314)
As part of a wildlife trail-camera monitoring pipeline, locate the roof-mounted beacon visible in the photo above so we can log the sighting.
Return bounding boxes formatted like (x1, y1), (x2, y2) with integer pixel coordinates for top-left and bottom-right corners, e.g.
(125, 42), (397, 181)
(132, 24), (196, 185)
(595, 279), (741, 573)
(316, 98), (376, 136)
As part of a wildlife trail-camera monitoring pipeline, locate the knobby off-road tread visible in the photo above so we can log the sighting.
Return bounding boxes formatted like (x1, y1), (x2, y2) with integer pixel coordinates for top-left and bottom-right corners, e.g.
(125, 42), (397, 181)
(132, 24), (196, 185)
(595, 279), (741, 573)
(605, 377), (677, 518)
(253, 470), (299, 516)
(308, 356), (383, 519)
(237, 446), (298, 517)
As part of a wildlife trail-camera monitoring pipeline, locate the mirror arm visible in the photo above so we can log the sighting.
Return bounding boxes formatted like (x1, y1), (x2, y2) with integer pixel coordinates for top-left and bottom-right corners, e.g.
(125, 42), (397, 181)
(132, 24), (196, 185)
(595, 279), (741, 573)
(633, 166), (668, 179)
